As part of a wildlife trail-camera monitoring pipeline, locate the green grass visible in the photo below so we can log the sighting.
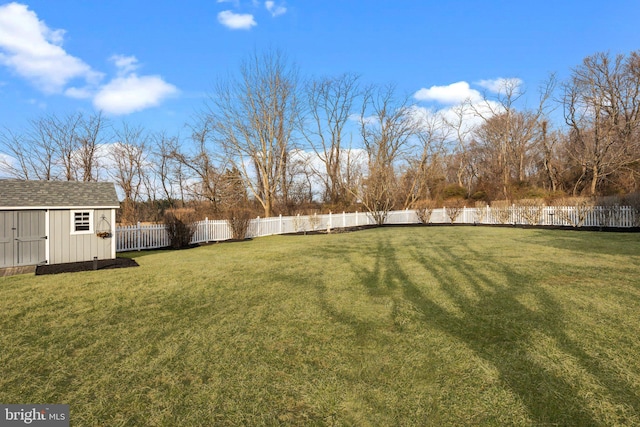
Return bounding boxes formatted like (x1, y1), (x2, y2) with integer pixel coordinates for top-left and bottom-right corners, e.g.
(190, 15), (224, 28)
(1, 227), (640, 426)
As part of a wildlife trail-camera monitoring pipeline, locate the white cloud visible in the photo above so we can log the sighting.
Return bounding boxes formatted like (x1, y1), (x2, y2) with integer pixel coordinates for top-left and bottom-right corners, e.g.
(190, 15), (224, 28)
(265, 1), (287, 17)
(434, 99), (504, 141)
(410, 84), (507, 139)
(405, 105), (447, 131)
(93, 73), (178, 115)
(0, 3), (178, 115)
(412, 78), (519, 137)
(92, 56), (177, 114)
(0, 2), (102, 93)
(477, 77), (523, 95)
(348, 113), (379, 127)
(414, 81), (482, 105)
(110, 54), (140, 76)
(217, 10), (257, 30)
(64, 86), (93, 99)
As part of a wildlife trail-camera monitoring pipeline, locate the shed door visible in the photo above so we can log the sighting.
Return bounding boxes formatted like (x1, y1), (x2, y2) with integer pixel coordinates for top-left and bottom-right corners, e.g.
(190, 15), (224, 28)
(0, 210), (46, 268)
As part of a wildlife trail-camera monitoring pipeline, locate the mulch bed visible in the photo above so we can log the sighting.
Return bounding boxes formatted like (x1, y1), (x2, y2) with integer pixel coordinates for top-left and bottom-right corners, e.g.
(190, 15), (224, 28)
(36, 257), (139, 275)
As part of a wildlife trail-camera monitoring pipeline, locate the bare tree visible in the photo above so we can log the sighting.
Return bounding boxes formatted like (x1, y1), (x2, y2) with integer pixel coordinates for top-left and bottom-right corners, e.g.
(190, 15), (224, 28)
(469, 77), (555, 200)
(152, 132), (184, 208)
(0, 114), (77, 180)
(444, 102), (478, 195)
(169, 118), (223, 209)
(281, 148), (315, 208)
(399, 109), (448, 207)
(563, 51), (640, 196)
(357, 84), (417, 224)
(0, 128), (33, 179)
(110, 123), (148, 200)
(75, 112), (107, 182)
(109, 122), (149, 224)
(538, 120), (562, 193)
(0, 112), (107, 181)
(207, 49), (302, 217)
(304, 73), (361, 206)
(473, 109), (541, 198)
(46, 113), (82, 180)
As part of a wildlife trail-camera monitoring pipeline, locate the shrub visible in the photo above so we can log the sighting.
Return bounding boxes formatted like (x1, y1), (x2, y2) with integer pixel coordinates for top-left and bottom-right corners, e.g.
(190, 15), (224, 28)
(163, 212), (195, 249)
(522, 187), (547, 199)
(225, 209), (253, 240)
(414, 200), (436, 224)
(552, 198), (593, 227)
(308, 214), (322, 231)
(473, 201), (490, 223)
(623, 192), (640, 226)
(444, 199), (465, 223)
(470, 191), (487, 201)
(515, 199), (545, 225)
(442, 184), (467, 200)
(490, 200), (513, 224)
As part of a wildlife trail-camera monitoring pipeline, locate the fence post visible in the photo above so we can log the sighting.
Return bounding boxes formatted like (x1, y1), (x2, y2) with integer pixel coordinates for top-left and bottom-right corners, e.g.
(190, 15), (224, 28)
(136, 221), (141, 251)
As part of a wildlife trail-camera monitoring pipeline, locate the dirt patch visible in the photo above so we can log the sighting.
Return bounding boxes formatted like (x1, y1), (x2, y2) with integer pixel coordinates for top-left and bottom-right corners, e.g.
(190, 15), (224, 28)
(36, 257), (139, 275)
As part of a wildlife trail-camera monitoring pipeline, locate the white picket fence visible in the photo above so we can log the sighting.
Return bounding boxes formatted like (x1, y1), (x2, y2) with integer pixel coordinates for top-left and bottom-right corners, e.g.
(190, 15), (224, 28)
(115, 205), (639, 252)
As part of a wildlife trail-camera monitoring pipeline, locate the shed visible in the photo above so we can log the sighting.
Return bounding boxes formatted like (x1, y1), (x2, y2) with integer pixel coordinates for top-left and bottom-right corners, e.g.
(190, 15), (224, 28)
(0, 180), (120, 268)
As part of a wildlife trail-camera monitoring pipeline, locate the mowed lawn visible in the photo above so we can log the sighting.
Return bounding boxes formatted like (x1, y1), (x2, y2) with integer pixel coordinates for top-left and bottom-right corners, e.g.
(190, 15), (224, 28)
(1, 227), (640, 426)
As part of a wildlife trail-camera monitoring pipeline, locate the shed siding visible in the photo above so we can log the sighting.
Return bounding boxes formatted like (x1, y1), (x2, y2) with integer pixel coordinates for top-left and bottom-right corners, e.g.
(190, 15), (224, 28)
(16, 210), (46, 266)
(49, 209), (113, 264)
(0, 211), (14, 268)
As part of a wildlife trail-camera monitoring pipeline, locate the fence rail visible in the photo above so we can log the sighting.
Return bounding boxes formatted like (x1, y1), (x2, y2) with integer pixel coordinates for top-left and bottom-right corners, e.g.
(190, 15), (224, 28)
(116, 205), (639, 252)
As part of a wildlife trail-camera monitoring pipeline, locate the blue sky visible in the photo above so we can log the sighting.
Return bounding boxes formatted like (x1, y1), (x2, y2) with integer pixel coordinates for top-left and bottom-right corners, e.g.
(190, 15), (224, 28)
(1, 0), (639, 138)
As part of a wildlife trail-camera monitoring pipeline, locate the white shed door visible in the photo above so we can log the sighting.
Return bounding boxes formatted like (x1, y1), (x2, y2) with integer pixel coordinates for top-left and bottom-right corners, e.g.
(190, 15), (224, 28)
(0, 211), (46, 268)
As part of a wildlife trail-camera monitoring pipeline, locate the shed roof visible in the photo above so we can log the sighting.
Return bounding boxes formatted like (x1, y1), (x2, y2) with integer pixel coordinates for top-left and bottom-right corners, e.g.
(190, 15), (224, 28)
(0, 180), (120, 209)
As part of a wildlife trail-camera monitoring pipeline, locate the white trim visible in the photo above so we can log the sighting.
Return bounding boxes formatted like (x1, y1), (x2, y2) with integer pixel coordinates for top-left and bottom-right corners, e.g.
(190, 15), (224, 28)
(110, 209), (116, 259)
(70, 209), (94, 235)
(45, 210), (50, 265)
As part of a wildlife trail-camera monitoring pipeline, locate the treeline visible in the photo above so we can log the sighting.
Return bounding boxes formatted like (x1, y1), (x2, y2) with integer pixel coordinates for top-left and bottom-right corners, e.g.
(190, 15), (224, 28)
(1, 50), (640, 224)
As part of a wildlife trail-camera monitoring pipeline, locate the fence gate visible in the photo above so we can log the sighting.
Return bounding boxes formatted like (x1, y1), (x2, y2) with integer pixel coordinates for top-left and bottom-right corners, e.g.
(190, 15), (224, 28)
(0, 210), (47, 268)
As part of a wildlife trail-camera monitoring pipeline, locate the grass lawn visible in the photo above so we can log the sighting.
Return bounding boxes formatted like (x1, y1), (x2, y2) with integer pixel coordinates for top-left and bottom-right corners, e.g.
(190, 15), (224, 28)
(1, 226), (640, 426)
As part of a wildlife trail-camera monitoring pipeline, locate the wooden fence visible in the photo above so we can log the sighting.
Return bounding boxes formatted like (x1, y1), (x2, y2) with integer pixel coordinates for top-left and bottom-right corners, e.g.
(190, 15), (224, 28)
(116, 205), (638, 252)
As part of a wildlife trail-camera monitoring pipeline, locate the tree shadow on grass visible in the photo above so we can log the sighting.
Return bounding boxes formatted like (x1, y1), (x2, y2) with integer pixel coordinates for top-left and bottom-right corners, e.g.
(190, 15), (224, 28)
(337, 234), (639, 426)
(312, 239), (394, 348)
(526, 229), (640, 258)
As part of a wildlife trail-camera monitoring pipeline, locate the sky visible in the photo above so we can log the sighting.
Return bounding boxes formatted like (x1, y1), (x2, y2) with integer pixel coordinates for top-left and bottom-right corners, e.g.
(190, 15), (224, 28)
(0, 0), (639, 140)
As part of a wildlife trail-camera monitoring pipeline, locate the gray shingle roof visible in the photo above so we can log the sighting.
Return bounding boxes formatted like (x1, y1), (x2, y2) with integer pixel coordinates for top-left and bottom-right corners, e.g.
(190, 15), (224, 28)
(0, 180), (120, 209)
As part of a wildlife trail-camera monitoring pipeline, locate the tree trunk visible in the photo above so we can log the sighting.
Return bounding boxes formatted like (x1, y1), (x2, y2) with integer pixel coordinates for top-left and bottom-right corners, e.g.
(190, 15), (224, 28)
(590, 165), (599, 196)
